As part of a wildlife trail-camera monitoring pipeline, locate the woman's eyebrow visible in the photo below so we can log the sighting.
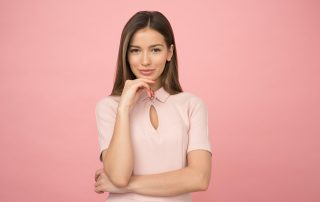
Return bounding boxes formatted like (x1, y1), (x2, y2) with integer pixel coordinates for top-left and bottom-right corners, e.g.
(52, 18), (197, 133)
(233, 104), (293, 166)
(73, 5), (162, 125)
(129, 44), (164, 48)
(149, 44), (164, 48)
(128, 45), (140, 48)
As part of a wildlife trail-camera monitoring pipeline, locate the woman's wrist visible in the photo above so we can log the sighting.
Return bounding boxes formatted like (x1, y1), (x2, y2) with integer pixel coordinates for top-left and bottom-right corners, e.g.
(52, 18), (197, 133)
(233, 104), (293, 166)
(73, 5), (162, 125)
(124, 176), (137, 193)
(117, 104), (130, 113)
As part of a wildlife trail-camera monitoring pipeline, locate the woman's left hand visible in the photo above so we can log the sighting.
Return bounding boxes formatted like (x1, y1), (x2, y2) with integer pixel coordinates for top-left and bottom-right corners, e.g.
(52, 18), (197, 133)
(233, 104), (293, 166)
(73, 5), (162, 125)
(94, 168), (128, 194)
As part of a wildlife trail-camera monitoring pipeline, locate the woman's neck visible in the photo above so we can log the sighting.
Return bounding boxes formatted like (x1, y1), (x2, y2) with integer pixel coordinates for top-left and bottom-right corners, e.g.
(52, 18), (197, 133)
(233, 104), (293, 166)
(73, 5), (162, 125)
(150, 81), (161, 91)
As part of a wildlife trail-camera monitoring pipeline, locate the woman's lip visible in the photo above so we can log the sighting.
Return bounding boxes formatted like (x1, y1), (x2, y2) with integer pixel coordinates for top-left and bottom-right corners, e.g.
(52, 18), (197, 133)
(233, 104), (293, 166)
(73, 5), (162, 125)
(139, 69), (154, 76)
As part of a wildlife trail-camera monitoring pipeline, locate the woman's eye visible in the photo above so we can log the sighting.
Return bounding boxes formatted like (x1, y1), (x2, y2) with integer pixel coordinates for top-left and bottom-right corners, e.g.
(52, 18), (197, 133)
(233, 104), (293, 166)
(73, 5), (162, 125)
(151, 48), (161, 53)
(129, 49), (140, 53)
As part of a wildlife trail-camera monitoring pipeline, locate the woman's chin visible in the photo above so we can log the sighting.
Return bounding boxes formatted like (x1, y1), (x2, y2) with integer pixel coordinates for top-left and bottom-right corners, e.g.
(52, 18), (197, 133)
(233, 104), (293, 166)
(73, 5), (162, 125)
(138, 75), (155, 80)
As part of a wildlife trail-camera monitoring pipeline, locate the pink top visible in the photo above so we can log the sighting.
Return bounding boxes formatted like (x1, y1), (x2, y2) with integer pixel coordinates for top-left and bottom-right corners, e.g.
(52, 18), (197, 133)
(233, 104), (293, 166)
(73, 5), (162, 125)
(95, 87), (212, 202)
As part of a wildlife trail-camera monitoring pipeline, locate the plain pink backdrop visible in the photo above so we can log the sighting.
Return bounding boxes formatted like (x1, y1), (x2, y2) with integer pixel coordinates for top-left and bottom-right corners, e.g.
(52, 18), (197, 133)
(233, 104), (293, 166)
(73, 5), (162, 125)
(1, 0), (319, 201)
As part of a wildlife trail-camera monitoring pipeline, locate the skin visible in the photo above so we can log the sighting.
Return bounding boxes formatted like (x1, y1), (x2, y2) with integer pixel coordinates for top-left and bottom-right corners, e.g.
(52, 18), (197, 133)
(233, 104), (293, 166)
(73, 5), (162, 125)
(128, 27), (174, 91)
(95, 27), (212, 196)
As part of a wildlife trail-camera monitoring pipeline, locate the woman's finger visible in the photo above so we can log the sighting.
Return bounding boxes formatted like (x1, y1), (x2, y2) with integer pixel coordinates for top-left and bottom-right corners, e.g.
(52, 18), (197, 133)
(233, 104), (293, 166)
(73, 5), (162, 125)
(136, 78), (156, 84)
(94, 181), (101, 188)
(95, 175), (103, 187)
(95, 169), (103, 182)
(94, 185), (104, 194)
(135, 79), (155, 97)
(133, 82), (152, 97)
(94, 189), (104, 194)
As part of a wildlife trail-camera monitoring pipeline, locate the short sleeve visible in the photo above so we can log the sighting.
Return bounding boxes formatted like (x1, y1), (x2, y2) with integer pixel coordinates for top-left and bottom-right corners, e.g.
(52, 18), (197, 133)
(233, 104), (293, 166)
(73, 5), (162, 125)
(95, 97), (118, 162)
(187, 97), (212, 154)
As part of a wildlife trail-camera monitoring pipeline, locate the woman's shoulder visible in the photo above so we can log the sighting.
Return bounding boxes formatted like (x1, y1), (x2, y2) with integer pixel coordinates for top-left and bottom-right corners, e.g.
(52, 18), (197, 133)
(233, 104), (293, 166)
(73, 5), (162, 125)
(95, 95), (121, 112)
(170, 91), (207, 106)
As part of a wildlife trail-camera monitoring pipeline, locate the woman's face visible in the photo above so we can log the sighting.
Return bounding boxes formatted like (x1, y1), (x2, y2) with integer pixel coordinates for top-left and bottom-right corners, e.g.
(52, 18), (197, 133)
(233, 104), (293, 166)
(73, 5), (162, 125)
(127, 28), (173, 89)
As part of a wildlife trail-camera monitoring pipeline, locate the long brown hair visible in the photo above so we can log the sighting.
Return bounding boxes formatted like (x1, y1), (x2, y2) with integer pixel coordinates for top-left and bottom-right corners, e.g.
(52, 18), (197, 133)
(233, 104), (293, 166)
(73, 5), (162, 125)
(110, 11), (183, 96)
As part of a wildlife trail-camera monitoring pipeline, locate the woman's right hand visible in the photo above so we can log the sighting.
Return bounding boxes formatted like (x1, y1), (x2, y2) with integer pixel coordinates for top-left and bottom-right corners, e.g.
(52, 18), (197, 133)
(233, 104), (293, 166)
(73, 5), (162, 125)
(94, 168), (128, 194)
(119, 78), (156, 110)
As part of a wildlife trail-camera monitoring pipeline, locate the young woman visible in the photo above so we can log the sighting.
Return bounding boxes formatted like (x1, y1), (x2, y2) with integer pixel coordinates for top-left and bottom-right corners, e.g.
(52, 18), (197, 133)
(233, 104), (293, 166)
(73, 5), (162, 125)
(94, 11), (212, 202)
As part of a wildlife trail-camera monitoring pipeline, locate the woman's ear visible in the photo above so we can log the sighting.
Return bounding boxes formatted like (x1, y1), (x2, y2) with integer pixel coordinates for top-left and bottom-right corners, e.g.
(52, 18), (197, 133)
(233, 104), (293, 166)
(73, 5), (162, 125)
(167, 44), (174, 62)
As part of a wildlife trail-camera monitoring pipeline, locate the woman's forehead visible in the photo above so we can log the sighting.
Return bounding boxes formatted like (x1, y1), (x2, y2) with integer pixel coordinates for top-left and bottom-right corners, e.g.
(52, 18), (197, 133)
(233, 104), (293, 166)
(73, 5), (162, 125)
(130, 28), (166, 46)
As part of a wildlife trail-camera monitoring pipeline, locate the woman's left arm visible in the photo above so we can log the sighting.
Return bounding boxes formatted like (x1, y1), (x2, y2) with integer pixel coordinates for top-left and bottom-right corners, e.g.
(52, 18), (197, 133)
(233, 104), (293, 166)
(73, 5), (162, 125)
(95, 150), (212, 196)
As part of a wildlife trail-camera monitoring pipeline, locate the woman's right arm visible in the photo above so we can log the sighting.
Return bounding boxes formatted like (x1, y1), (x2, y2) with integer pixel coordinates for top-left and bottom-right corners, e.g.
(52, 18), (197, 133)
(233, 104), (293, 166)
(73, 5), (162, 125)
(101, 79), (155, 187)
(101, 104), (132, 187)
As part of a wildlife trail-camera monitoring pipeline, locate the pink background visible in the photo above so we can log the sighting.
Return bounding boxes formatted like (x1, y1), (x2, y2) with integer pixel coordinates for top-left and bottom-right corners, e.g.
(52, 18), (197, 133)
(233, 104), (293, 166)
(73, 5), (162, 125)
(1, 0), (319, 201)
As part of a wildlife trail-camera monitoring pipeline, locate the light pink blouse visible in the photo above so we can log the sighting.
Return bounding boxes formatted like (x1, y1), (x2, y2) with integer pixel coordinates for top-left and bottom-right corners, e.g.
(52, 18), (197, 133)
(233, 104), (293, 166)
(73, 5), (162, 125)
(95, 87), (212, 202)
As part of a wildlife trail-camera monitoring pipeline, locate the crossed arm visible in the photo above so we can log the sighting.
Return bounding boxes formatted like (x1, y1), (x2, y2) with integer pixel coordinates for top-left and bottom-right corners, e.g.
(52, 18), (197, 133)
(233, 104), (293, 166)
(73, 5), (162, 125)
(94, 149), (212, 196)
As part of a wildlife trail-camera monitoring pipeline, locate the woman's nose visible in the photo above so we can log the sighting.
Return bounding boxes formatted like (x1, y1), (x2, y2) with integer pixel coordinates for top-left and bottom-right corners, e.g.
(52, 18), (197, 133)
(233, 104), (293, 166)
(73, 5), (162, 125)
(141, 52), (151, 66)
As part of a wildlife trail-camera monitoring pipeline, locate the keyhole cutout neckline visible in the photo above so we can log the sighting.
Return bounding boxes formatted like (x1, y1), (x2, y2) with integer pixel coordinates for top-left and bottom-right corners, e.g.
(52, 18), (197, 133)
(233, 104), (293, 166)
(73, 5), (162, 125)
(139, 86), (170, 132)
(149, 105), (159, 130)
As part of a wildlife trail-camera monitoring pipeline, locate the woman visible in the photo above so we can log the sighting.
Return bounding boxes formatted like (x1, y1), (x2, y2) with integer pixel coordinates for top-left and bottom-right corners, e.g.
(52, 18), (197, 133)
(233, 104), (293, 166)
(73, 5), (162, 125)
(94, 11), (212, 202)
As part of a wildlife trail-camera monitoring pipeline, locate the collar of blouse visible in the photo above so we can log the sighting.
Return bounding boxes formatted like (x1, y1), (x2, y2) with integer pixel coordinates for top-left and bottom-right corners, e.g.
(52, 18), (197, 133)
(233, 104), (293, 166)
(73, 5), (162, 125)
(139, 86), (170, 103)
